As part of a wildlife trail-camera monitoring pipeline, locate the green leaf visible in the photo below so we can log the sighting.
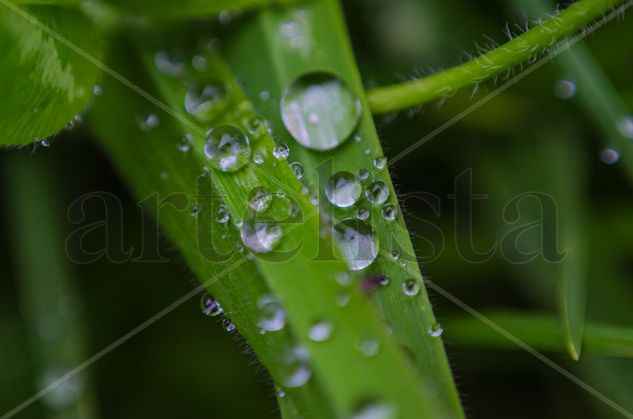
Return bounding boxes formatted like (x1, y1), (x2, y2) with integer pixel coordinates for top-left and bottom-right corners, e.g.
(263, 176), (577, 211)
(224, 1), (464, 417)
(91, 31), (433, 418)
(0, 1), (103, 145)
(445, 311), (633, 358)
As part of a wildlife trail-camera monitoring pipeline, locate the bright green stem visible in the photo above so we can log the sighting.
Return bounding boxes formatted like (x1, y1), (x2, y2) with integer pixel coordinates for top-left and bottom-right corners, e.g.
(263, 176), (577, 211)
(445, 311), (633, 357)
(367, 0), (626, 114)
(3, 153), (98, 419)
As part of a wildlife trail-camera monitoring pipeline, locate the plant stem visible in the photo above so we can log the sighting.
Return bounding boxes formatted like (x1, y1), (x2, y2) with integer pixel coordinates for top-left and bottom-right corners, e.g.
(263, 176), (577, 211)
(366, 0), (626, 114)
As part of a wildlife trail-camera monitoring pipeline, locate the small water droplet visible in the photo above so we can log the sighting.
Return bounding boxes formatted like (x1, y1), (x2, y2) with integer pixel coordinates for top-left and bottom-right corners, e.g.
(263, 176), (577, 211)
(154, 50), (185, 76)
(290, 162), (305, 179)
(381, 204), (397, 221)
(92, 84), (103, 96)
(356, 208), (370, 220)
(246, 115), (270, 138)
(38, 366), (85, 410)
(257, 295), (286, 332)
(336, 272), (351, 286)
(275, 385), (286, 398)
(350, 399), (395, 419)
(241, 220), (283, 253)
(184, 81), (229, 122)
(308, 319), (333, 342)
(554, 79), (576, 100)
(273, 144), (290, 160)
(389, 250), (400, 260)
(204, 126), (251, 172)
(354, 134), (362, 143)
(215, 204), (230, 223)
(332, 219), (379, 271)
(248, 187), (273, 213)
(223, 318), (236, 332)
(428, 323), (444, 337)
(218, 9), (232, 25)
(336, 291), (351, 307)
(357, 169), (370, 181)
(366, 181), (389, 205)
(200, 292), (223, 316)
(280, 72), (362, 151)
(279, 346), (312, 388)
(373, 157), (387, 170)
(177, 134), (192, 153)
(325, 172), (362, 208)
(138, 112), (160, 131)
(259, 90), (271, 102)
(378, 274), (390, 286)
(403, 279), (420, 296)
(191, 54), (208, 71)
(356, 338), (380, 357)
(190, 205), (201, 217)
(600, 147), (620, 165)
(617, 116), (633, 139)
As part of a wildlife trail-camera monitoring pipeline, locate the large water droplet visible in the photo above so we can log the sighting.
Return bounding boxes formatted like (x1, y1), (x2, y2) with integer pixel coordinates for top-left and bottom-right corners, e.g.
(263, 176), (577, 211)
(240, 220), (283, 253)
(257, 295), (286, 332)
(200, 292), (223, 316)
(279, 346), (312, 388)
(184, 81), (229, 122)
(326, 172), (362, 208)
(280, 72), (362, 151)
(204, 126), (251, 172)
(332, 219), (379, 271)
(308, 319), (333, 342)
(350, 399), (395, 419)
(366, 181), (389, 205)
(248, 187), (273, 213)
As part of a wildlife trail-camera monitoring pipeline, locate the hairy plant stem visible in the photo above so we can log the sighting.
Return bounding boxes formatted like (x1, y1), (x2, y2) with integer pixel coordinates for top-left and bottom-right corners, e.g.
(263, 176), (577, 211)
(367, 0), (626, 114)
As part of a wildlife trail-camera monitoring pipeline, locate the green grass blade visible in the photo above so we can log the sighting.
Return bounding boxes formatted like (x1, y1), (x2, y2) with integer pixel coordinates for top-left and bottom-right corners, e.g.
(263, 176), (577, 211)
(366, 0), (627, 114)
(445, 311), (633, 358)
(91, 32), (433, 418)
(3, 153), (98, 418)
(0, 1), (104, 145)
(224, 1), (464, 417)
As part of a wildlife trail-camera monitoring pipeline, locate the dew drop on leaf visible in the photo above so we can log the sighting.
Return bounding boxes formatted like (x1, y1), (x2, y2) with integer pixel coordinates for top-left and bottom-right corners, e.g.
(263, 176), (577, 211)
(204, 126), (251, 172)
(402, 279), (420, 296)
(177, 134), (192, 153)
(381, 204), (397, 221)
(553, 79), (576, 100)
(248, 187), (273, 213)
(154, 50), (186, 77)
(279, 346), (313, 388)
(290, 162), (305, 179)
(617, 116), (633, 139)
(273, 144), (290, 160)
(308, 319), (333, 342)
(350, 399), (395, 419)
(428, 323), (444, 337)
(600, 147), (620, 165)
(215, 204), (230, 223)
(280, 72), (362, 151)
(241, 220), (283, 253)
(184, 81), (229, 123)
(372, 157), (387, 170)
(356, 338), (380, 358)
(200, 292), (223, 317)
(326, 172), (362, 208)
(138, 112), (160, 131)
(257, 295), (286, 332)
(332, 219), (379, 271)
(222, 318), (236, 332)
(365, 180), (390, 205)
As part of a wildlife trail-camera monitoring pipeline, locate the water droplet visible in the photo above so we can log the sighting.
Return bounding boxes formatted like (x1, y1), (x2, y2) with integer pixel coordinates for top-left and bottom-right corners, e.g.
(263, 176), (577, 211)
(357, 169), (370, 181)
(257, 295), (286, 332)
(326, 172), (362, 208)
(154, 50), (185, 76)
(177, 134), (192, 153)
(308, 319), (333, 342)
(332, 219), (379, 271)
(260, 90), (271, 102)
(184, 81), (229, 122)
(336, 291), (351, 307)
(246, 116), (270, 138)
(38, 138), (51, 148)
(290, 162), (305, 179)
(356, 338), (380, 357)
(378, 274), (390, 286)
(617, 116), (633, 139)
(160, 171), (170, 180)
(428, 323), (444, 337)
(336, 272), (351, 286)
(241, 220), (283, 253)
(275, 385), (286, 398)
(354, 134), (362, 143)
(204, 126), (251, 172)
(350, 399), (395, 419)
(191, 54), (208, 71)
(389, 250), (400, 260)
(373, 157), (387, 170)
(190, 205), (201, 217)
(554, 80), (576, 100)
(273, 144), (290, 160)
(138, 112), (160, 131)
(218, 9), (232, 25)
(248, 187), (273, 213)
(279, 346), (312, 388)
(215, 204), (230, 223)
(381, 204), (397, 221)
(365, 181), (389, 205)
(92, 84), (103, 96)
(200, 292), (223, 316)
(356, 208), (370, 220)
(39, 366), (85, 410)
(403, 279), (420, 296)
(600, 147), (621, 165)
(280, 72), (362, 151)
(223, 318), (236, 332)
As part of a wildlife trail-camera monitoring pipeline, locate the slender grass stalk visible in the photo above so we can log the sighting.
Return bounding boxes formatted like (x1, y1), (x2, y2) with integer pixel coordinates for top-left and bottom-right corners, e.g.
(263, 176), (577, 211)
(366, 0), (627, 114)
(3, 154), (98, 418)
(445, 311), (633, 357)
(225, 1), (464, 417)
(92, 32), (434, 418)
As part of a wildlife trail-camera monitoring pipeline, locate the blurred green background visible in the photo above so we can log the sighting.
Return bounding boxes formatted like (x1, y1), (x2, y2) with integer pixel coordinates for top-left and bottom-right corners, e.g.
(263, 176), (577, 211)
(1, 0), (632, 418)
